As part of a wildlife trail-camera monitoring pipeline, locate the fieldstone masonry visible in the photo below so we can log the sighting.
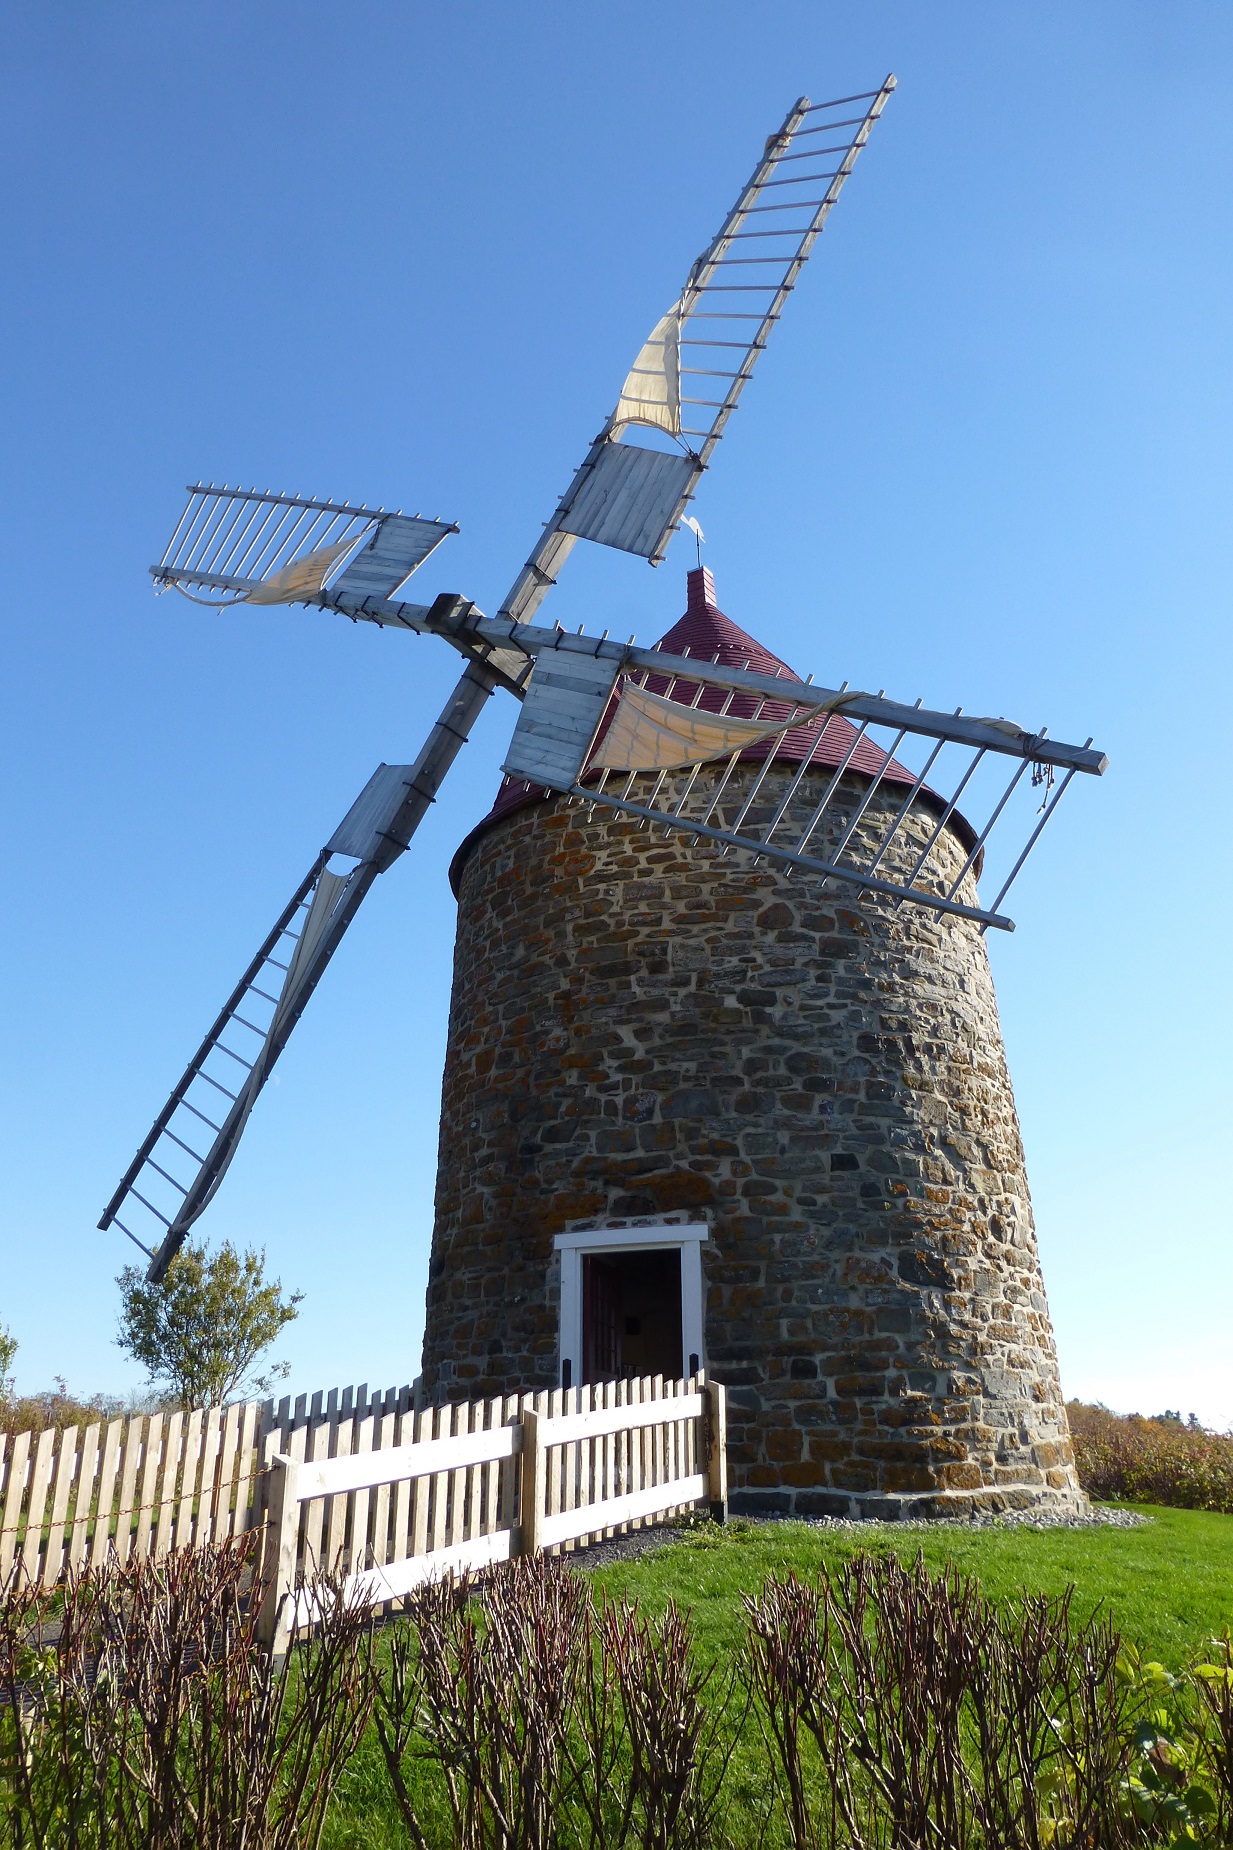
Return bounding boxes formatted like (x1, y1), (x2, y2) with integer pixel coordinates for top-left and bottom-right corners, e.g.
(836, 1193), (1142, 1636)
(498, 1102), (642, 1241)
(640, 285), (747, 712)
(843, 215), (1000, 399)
(421, 761), (1086, 1519)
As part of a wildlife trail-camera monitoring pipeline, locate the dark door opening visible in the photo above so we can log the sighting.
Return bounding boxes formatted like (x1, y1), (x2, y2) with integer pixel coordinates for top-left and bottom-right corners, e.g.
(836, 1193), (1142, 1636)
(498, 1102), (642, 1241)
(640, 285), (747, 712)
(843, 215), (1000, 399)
(581, 1248), (683, 1385)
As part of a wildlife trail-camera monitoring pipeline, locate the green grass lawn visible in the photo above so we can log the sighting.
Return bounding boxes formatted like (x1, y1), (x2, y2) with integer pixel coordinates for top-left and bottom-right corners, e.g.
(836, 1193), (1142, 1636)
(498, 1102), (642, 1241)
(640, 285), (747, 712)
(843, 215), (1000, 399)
(324, 1506), (1233, 1848)
(589, 1504), (1233, 1671)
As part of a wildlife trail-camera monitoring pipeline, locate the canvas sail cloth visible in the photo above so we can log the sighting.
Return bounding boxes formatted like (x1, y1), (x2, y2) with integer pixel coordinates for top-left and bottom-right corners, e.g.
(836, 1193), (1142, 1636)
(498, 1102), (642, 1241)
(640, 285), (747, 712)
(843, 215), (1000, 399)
(612, 301), (683, 437)
(268, 867), (357, 1041)
(591, 681), (816, 773)
(245, 535), (363, 605)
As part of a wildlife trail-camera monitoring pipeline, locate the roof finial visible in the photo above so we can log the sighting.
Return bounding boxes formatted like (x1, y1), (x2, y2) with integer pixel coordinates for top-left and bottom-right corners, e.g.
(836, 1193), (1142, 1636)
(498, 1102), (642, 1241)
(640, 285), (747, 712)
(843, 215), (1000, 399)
(682, 514), (705, 571)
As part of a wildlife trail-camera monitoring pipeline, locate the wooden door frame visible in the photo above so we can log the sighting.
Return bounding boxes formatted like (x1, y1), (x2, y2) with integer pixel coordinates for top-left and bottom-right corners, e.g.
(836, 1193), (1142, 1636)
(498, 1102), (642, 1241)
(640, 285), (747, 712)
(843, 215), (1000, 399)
(554, 1222), (709, 1391)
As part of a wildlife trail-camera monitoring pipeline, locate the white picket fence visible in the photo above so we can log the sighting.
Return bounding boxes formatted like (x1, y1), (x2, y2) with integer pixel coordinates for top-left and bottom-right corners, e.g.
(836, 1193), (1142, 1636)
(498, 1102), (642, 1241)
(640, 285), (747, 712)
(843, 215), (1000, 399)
(0, 1374), (727, 1617)
(259, 1373), (726, 1650)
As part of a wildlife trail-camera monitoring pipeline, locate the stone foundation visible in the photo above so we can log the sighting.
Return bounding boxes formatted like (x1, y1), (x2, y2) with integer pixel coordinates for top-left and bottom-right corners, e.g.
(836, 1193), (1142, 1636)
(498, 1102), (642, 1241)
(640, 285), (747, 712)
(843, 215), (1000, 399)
(421, 765), (1085, 1519)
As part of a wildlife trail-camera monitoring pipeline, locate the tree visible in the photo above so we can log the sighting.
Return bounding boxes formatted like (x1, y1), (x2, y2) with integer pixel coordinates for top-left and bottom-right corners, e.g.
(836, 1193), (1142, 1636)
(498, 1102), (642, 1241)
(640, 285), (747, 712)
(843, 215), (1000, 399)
(116, 1242), (302, 1409)
(0, 1322), (16, 1403)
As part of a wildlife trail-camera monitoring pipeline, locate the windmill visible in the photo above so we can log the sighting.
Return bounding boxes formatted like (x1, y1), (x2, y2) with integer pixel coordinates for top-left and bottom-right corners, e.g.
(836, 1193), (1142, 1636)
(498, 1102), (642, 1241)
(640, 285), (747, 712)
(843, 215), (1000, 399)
(100, 76), (1106, 1310)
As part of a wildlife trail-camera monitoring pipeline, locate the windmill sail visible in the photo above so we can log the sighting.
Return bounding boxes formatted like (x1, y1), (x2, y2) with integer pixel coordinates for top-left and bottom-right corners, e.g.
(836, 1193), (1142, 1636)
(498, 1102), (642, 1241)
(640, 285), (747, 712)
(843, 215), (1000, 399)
(498, 78), (896, 625)
(101, 662), (500, 1282)
(491, 624), (1105, 934)
(153, 487), (457, 606)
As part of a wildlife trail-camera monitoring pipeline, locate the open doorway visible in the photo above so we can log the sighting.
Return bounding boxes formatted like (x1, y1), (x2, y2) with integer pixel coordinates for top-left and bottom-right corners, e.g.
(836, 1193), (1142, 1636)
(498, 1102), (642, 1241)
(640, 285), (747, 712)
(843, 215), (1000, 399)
(582, 1248), (683, 1384)
(555, 1221), (708, 1392)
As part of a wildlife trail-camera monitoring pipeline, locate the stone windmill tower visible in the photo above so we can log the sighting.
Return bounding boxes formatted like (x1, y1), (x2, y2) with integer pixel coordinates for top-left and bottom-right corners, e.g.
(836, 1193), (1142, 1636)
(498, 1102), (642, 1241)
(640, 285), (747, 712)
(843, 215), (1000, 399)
(105, 81), (1100, 1517)
(422, 565), (1087, 1518)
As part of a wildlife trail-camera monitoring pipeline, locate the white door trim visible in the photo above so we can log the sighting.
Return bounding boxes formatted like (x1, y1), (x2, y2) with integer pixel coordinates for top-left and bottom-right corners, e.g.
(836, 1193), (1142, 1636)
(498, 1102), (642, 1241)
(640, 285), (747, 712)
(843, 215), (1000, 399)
(554, 1221), (709, 1389)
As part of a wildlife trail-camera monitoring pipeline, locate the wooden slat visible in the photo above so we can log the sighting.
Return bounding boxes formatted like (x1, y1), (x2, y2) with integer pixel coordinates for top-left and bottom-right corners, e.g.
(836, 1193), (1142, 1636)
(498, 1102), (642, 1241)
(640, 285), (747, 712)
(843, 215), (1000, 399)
(642, 1376), (656, 1528)
(349, 1404), (376, 1575)
(604, 1379), (618, 1540)
(605, 1381), (620, 1539)
(647, 1376), (659, 1502)
(543, 1390), (704, 1449)
(302, 1389), (338, 1572)
(445, 1400), (467, 1550)
(233, 1402), (261, 1535)
(269, 1395), (292, 1462)
(681, 1378), (693, 1519)
(113, 1414), (143, 1564)
(21, 1429), (56, 1582)
(625, 1376), (633, 1531)
(135, 1413), (164, 1561)
(389, 1404), (415, 1571)
(89, 1419), (125, 1568)
(294, 1525), (515, 1626)
(173, 1409), (203, 1555)
(370, 1403), (397, 1572)
(154, 1412), (183, 1558)
(0, 1430), (31, 1578)
(282, 1408), (310, 1582)
(486, 1397), (502, 1534)
(541, 1474), (707, 1550)
(192, 1407), (223, 1547)
(323, 1402), (353, 1575)
(408, 1405), (431, 1562)
(211, 1405), (242, 1541)
(664, 1380), (677, 1518)
(68, 1423), (103, 1574)
(294, 1419), (520, 1500)
(532, 1387), (548, 1548)
(299, 1406), (330, 1575)
(545, 1386), (562, 1550)
(560, 1384), (578, 1551)
(500, 1394), (520, 1537)
(44, 1425), (79, 1585)
(425, 1404), (448, 1559)
(462, 1398), (483, 1550)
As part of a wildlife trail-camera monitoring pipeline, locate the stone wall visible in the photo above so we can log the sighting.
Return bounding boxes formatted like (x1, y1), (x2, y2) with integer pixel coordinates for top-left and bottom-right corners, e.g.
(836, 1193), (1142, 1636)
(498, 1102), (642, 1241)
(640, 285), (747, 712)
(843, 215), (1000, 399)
(421, 766), (1085, 1518)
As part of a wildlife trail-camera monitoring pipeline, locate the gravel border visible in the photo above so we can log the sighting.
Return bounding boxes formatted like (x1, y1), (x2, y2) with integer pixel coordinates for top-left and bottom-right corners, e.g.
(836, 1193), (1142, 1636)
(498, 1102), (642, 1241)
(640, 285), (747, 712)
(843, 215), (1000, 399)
(798, 1506), (1153, 1533)
(568, 1504), (1152, 1570)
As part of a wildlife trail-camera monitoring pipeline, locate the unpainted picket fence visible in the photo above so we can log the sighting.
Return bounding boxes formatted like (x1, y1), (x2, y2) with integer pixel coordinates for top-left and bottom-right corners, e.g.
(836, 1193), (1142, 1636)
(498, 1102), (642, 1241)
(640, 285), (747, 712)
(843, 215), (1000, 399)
(259, 1373), (726, 1652)
(0, 1373), (727, 1627)
(0, 1381), (417, 1589)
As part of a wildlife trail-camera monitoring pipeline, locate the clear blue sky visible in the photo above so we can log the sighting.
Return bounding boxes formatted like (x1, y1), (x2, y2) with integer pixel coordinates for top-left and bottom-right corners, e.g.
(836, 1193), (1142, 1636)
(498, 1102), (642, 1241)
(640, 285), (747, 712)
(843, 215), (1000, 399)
(3, 3), (1230, 1425)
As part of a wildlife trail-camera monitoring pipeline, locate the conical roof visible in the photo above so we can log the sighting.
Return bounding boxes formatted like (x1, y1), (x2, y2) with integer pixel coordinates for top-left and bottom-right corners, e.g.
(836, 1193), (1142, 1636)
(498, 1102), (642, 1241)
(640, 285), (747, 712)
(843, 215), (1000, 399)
(623, 566), (910, 778)
(450, 567), (964, 894)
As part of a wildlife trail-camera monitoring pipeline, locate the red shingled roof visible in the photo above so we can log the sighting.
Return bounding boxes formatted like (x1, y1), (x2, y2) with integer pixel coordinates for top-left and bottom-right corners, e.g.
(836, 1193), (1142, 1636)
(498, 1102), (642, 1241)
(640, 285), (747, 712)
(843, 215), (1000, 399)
(449, 567), (967, 894)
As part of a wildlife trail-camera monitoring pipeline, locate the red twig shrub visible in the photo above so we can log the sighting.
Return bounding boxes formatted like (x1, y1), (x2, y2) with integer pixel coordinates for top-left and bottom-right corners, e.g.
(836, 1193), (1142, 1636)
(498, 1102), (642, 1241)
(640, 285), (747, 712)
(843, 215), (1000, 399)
(1067, 1401), (1233, 1513)
(0, 1539), (372, 1849)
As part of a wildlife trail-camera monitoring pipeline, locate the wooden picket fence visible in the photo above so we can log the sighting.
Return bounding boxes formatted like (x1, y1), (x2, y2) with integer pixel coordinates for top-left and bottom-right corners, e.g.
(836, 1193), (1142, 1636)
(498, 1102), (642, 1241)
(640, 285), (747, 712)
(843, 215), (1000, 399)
(260, 1372), (726, 1652)
(0, 1374), (727, 1611)
(0, 1381), (416, 1590)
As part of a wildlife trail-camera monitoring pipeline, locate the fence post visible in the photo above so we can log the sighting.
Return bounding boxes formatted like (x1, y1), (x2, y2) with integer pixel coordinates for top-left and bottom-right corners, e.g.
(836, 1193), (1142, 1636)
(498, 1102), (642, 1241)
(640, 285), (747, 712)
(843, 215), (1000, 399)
(704, 1380), (727, 1524)
(519, 1409), (544, 1557)
(256, 1452), (300, 1659)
